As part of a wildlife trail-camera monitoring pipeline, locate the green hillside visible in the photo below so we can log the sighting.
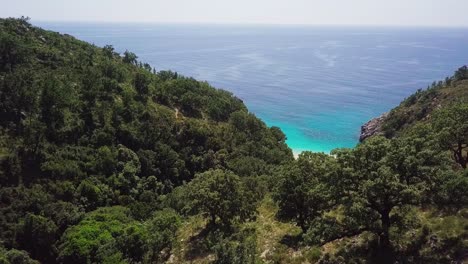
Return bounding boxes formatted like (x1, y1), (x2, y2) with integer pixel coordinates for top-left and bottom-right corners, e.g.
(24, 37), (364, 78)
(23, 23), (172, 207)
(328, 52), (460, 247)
(0, 17), (466, 264)
(382, 67), (468, 138)
(0, 17), (292, 263)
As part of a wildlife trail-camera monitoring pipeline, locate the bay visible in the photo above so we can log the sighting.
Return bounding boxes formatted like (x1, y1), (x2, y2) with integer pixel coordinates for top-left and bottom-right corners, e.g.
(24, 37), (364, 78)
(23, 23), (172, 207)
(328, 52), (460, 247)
(36, 22), (468, 153)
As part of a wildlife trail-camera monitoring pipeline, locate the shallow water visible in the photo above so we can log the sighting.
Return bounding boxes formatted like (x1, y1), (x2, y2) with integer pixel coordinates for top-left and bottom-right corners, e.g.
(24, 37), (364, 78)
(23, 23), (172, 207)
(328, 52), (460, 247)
(36, 22), (468, 153)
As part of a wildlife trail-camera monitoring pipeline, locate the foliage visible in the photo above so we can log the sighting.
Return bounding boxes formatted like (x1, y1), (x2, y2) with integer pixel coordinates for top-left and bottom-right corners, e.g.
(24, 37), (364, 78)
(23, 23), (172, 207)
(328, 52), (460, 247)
(186, 169), (258, 228)
(56, 206), (134, 264)
(144, 209), (181, 262)
(0, 17), (292, 263)
(432, 103), (468, 168)
(274, 152), (335, 232)
(16, 214), (58, 263)
(213, 229), (259, 264)
(0, 246), (39, 264)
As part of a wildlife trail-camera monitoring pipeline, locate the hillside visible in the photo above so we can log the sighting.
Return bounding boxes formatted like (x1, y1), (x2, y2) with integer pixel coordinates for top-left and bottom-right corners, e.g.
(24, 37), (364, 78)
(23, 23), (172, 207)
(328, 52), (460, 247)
(0, 17), (292, 263)
(0, 17), (293, 184)
(360, 67), (468, 140)
(0, 17), (467, 264)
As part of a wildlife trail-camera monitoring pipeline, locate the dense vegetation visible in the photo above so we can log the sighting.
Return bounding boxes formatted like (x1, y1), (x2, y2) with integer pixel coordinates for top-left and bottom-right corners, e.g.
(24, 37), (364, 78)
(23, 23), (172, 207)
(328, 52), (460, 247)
(0, 17), (467, 263)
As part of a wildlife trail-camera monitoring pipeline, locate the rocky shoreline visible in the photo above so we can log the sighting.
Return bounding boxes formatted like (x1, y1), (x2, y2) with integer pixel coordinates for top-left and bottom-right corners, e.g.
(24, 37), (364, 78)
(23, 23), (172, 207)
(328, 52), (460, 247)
(359, 113), (388, 142)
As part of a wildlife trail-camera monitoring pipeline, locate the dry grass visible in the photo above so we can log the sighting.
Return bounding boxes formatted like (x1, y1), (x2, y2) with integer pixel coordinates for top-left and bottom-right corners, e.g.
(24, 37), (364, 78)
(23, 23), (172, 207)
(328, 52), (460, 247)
(170, 215), (215, 264)
(169, 195), (325, 264)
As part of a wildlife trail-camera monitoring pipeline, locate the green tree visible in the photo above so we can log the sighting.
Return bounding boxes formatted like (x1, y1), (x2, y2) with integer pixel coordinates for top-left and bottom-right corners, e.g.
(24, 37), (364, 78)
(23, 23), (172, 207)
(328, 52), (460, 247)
(109, 145), (141, 196)
(187, 169), (257, 227)
(115, 223), (147, 263)
(0, 246), (39, 264)
(39, 77), (80, 141)
(274, 152), (334, 233)
(122, 50), (137, 64)
(133, 71), (151, 99)
(453, 65), (468, 81)
(432, 103), (468, 168)
(57, 206), (133, 264)
(329, 137), (441, 263)
(0, 31), (30, 72)
(144, 209), (181, 262)
(437, 169), (468, 210)
(102, 45), (116, 59)
(75, 178), (110, 210)
(17, 214), (58, 263)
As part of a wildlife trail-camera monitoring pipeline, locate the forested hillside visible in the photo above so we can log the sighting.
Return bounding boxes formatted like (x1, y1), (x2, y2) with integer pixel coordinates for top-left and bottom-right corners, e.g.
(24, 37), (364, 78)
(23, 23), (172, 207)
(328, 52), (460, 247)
(0, 17), (467, 264)
(0, 17), (292, 263)
(382, 66), (468, 139)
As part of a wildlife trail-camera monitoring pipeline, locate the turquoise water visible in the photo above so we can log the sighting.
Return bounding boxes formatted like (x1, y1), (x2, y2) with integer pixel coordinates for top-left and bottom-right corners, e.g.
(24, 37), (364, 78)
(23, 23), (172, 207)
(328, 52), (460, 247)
(36, 22), (468, 153)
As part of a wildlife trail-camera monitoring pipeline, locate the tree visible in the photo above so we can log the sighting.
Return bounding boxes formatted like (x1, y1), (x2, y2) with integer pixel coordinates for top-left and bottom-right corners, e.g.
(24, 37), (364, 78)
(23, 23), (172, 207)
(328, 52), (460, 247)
(75, 178), (109, 210)
(109, 145), (141, 196)
(453, 65), (468, 81)
(102, 45), (116, 58)
(133, 71), (151, 99)
(144, 209), (181, 262)
(116, 223), (147, 263)
(122, 50), (137, 64)
(39, 77), (80, 141)
(0, 31), (29, 72)
(157, 70), (178, 81)
(273, 152), (334, 233)
(187, 169), (257, 227)
(329, 137), (436, 263)
(432, 103), (468, 168)
(17, 214), (58, 263)
(43, 201), (84, 233)
(57, 206), (134, 264)
(436, 169), (468, 210)
(0, 246), (39, 264)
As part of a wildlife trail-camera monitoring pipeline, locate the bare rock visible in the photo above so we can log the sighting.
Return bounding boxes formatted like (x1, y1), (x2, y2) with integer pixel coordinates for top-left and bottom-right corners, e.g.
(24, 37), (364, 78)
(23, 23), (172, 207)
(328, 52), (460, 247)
(359, 113), (388, 142)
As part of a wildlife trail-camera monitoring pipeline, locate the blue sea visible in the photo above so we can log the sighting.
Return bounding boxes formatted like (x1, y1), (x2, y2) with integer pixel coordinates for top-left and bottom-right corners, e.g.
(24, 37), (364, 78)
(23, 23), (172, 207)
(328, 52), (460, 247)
(36, 22), (468, 154)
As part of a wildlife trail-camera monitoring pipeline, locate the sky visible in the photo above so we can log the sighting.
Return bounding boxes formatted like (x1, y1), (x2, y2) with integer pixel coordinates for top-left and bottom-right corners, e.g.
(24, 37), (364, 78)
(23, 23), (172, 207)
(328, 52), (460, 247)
(2, 0), (468, 27)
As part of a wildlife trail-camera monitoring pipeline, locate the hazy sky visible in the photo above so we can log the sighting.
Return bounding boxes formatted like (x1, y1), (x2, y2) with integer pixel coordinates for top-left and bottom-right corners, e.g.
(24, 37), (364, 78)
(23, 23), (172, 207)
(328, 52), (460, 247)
(2, 0), (468, 27)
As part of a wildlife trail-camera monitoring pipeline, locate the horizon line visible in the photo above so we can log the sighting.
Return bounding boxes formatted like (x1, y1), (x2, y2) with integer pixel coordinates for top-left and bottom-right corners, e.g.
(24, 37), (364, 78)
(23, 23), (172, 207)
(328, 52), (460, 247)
(24, 18), (468, 29)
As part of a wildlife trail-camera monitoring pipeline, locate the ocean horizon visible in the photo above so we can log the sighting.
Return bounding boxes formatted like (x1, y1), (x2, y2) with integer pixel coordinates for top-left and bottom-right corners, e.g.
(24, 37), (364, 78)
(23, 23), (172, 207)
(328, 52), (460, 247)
(35, 21), (468, 153)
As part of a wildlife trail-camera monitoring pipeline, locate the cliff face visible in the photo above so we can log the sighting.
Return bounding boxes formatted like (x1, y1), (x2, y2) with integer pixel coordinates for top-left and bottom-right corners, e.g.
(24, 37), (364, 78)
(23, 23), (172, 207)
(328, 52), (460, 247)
(359, 113), (388, 142)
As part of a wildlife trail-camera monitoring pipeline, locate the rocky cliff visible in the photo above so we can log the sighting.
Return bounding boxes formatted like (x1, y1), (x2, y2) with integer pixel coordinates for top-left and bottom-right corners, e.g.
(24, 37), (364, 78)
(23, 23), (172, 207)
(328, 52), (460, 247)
(359, 113), (388, 142)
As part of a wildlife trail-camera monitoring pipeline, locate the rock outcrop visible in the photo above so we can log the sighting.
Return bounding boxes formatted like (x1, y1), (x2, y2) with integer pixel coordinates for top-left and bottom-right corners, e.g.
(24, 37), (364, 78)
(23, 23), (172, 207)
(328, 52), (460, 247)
(359, 113), (388, 142)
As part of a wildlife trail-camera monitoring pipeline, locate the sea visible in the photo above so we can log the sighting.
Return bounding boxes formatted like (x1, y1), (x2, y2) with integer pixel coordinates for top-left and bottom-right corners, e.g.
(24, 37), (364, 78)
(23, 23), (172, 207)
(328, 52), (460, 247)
(35, 22), (468, 154)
